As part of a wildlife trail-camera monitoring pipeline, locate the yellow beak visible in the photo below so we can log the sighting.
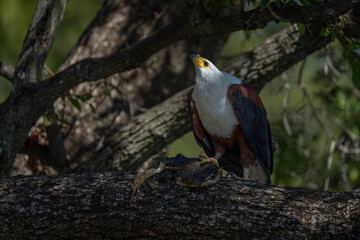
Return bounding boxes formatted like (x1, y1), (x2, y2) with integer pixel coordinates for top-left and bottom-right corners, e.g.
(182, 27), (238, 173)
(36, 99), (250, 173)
(188, 54), (209, 68)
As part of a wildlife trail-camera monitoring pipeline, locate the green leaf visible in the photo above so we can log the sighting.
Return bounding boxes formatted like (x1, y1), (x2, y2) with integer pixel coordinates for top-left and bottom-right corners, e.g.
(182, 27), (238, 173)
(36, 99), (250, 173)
(274, 0), (281, 8)
(349, 168), (359, 182)
(260, 0), (271, 10)
(353, 48), (360, 56)
(57, 118), (70, 125)
(335, 29), (360, 86)
(41, 69), (46, 81)
(201, 0), (228, 10)
(298, 23), (306, 35)
(42, 111), (51, 126)
(75, 93), (93, 102)
(90, 103), (96, 113)
(353, 65), (360, 87)
(69, 97), (82, 111)
(300, 0), (316, 6)
(319, 27), (332, 37)
(224, 0), (237, 8)
(351, 58), (360, 87)
(345, 50), (360, 87)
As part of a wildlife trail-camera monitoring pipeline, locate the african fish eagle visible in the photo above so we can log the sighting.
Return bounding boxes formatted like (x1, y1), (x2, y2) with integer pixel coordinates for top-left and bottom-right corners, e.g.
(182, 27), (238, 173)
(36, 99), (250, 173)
(187, 54), (273, 183)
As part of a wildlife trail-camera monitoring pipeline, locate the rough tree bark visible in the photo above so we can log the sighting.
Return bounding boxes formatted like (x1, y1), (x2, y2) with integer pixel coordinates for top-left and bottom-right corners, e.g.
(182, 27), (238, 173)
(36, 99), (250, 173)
(0, 172), (359, 239)
(0, 0), (359, 174)
(75, 87), (191, 172)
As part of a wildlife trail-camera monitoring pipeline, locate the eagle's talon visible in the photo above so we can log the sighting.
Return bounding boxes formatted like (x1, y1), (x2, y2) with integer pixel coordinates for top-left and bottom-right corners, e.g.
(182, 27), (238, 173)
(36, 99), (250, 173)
(199, 168), (222, 187)
(131, 155), (222, 206)
(224, 171), (241, 179)
(225, 171), (235, 178)
(199, 152), (208, 160)
(200, 157), (219, 168)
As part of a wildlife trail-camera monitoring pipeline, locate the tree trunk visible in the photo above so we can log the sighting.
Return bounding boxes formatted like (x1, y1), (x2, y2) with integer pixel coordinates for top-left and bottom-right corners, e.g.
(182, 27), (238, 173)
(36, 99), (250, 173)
(0, 172), (359, 239)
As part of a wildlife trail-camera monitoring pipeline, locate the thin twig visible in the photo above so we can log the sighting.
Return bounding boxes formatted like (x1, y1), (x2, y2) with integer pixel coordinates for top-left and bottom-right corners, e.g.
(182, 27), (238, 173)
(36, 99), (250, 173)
(110, 83), (134, 121)
(44, 64), (55, 77)
(267, 4), (292, 23)
(281, 72), (293, 136)
(324, 140), (336, 191)
(320, 110), (358, 141)
(0, 61), (15, 82)
(300, 84), (357, 153)
(297, 59), (307, 85)
(325, 54), (360, 100)
(296, 60), (312, 159)
(300, 83), (335, 140)
(339, 140), (352, 190)
(302, 82), (360, 154)
(62, 117), (76, 140)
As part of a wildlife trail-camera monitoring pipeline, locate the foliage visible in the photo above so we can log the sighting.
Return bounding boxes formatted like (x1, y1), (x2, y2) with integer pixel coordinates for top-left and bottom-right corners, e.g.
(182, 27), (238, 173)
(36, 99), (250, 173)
(336, 31), (360, 86)
(200, 0), (331, 11)
(201, 0), (238, 10)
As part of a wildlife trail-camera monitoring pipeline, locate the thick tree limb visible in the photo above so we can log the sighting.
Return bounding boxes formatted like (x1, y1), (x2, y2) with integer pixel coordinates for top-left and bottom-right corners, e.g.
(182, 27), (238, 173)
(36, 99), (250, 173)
(3, 0), (69, 173)
(0, 172), (359, 239)
(268, 0), (360, 24)
(75, 87), (191, 172)
(0, 62), (14, 82)
(0, 0), (359, 174)
(341, 6), (360, 38)
(12, 0), (67, 89)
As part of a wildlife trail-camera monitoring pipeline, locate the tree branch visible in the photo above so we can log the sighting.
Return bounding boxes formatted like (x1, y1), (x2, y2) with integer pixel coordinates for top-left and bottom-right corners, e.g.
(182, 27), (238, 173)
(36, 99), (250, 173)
(341, 5), (360, 37)
(12, 0), (67, 89)
(223, 25), (329, 91)
(268, 0), (360, 24)
(0, 172), (359, 239)
(0, 0), (67, 174)
(0, 62), (15, 82)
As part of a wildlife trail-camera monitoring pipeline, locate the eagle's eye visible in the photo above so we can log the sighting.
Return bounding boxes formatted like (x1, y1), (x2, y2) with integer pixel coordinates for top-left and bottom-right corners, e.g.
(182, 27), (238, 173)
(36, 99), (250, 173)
(204, 61), (209, 67)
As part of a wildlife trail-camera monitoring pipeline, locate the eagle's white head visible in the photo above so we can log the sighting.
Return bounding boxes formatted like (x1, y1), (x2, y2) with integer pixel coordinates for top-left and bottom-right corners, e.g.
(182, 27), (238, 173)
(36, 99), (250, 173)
(189, 53), (242, 87)
(188, 54), (223, 84)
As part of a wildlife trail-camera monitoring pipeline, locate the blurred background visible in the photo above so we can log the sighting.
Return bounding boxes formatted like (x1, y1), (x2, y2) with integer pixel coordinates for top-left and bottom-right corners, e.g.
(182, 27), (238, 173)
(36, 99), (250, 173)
(1, 0), (359, 191)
